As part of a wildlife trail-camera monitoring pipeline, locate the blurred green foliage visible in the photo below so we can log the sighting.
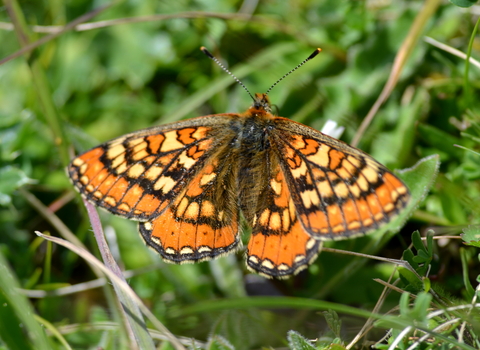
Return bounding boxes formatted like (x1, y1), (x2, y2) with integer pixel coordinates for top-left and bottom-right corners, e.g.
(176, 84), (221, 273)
(0, 0), (480, 349)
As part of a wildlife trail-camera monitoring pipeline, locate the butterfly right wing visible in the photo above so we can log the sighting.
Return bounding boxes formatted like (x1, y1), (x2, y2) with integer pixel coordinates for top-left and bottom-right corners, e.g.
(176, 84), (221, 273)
(272, 118), (410, 239)
(245, 118), (410, 278)
(246, 155), (321, 278)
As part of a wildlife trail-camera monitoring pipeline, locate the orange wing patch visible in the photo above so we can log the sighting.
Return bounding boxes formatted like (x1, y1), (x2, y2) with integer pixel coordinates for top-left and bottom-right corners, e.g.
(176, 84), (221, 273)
(139, 160), (240, 263)
(68, 126), (213, 220)
(246, 163), (320, 278)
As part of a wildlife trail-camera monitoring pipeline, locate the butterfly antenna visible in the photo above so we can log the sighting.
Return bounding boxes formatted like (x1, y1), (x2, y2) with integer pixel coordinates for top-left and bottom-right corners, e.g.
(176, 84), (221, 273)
(265, 48), (322, 96)
(200, 47), (255, 102)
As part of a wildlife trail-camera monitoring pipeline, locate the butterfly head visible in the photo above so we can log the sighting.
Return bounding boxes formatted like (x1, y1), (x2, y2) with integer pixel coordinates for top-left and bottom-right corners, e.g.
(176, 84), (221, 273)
(252, 93), (272, 113)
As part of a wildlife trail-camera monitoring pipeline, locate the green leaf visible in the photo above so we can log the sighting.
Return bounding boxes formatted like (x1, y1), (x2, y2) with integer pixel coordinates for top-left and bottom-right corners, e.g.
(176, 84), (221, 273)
(326, 345), (348, 350)
(399, 291), (410, 314)
(322, 310), (342, 338)
(422, 276), (431, 293)
(398, 267), (423, 293)
(0, 166), (35, 205)
(287, 330), (316, 350)
(440, 191), (468, 224)
(402, 248), (419, 269)
(411, 231), (424, 254)
(0, 290), (34, 350)
(449, 0), (478, 8)
(407, 231), (434, 277)
(461, 225), (480, 248)
(371, 87), (427, 168)
(410, 292), (432, 324)
(394, 155), (440, 233)
(379, 292), (431, 330)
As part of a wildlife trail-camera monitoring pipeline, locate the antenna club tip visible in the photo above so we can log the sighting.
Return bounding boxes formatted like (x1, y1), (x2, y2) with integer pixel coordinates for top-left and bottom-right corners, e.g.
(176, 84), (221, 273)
(200, 46), (214, 58)
(308, 48), (322, 60)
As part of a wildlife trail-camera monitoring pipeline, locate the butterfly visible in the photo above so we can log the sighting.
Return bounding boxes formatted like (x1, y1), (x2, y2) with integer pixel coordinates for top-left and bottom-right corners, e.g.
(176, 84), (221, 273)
(68, 48), (410, 278)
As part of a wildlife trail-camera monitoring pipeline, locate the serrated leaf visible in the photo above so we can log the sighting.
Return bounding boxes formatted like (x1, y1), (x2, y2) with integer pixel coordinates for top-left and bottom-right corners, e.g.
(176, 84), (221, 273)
(461, 225), (480, 248)
(287, 330), (316, 350)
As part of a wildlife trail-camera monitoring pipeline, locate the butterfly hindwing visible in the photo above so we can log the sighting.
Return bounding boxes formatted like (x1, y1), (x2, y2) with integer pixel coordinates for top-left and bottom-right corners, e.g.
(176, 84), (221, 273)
(246, 150), (321, 278)
(139, 153), (241, 263)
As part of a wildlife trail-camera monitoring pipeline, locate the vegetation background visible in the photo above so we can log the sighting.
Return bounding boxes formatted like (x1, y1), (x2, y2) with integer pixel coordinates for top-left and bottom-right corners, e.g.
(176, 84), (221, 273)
(0, 0), (479, 349)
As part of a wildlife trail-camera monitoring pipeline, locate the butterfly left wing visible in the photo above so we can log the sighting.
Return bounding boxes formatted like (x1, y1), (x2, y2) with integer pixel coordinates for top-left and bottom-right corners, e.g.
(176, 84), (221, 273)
(68, 115), (243, 263)
(68, 117), (231, 221)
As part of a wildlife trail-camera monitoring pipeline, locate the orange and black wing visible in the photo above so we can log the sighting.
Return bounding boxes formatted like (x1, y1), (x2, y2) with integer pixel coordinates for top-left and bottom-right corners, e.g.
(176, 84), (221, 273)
(246, 150), (321, 278)
(139, 154), (241, 263)
(272, 118), (410, 239)
(68, 117), (226, 221)
(68, 115), (242, 263)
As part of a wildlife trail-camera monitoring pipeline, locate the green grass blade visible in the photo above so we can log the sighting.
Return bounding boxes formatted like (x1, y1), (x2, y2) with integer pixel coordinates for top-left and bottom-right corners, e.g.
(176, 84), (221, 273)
(4, 0), (70, 165)
(0, 251), (51, 350)
(35, 231), (185, 350)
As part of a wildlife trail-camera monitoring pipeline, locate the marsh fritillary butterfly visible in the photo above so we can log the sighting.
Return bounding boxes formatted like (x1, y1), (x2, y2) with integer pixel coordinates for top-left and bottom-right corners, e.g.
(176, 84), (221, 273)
(68, 48), (410, 278)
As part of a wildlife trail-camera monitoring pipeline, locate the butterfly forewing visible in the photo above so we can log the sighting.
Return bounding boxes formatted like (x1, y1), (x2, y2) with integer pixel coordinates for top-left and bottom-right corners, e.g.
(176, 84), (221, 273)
(68, 116), (233, 220)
